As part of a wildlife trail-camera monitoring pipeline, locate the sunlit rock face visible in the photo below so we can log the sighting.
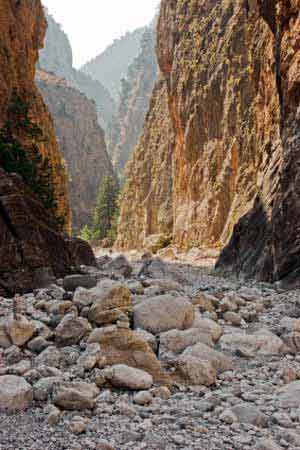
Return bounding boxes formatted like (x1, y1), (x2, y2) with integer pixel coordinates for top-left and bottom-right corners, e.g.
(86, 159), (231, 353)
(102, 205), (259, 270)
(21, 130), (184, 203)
(0, 0), (95, 296)
(36, 70), (114, 234)
(108, 27), (158, 174)
(117, 0), (300, 282)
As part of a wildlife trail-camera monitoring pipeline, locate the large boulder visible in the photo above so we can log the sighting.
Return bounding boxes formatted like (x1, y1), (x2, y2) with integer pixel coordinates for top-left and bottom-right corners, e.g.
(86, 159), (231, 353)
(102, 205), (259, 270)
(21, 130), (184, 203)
(220, 330), (284, 355)
(103, 365), (153, 390)
(176, 355), (216, 386)
(88, 280), (132, 325)
(54, 314), (91, 346)
(192, 314), (223, 342)
(52, 381), (99, 410)
(160, 328), (214, 358)
(133, 295), (195, 334)
(230, 403), (268, 427)
(88, 326), (170, 384)
(6, 315), (36, 346)
(0, 375), (33, 411)
(182, 342), (233, 373)
(63, 274), (97, 291)
(103, 255), (133, 278)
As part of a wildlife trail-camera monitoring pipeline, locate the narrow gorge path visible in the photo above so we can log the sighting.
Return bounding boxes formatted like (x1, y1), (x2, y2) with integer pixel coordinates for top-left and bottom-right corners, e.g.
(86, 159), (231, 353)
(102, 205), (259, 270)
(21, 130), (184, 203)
(1, 252), (300, 450)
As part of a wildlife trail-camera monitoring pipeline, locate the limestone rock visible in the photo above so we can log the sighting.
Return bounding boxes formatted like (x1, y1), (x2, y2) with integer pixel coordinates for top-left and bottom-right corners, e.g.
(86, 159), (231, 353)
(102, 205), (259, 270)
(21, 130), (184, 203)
(88, 280), (132, 325)
(103, 255), (133, 278)
(6, 316), (36, 347)
(182, 343), (233, 374)
(220, 331), (284, 355)
(255, 439), (282, 450)
(277, 381), (300, 409)
(53, 381), (99, 410)
(133, 295), (194, 334)
(0, 375), (33, 411)
(160, 328), (214, 358)
(54, 314), (90, 346)
(133, 390), (153, 405)
(33, 377), (61, 401)
(230, 403), (268, 427)
(103, 365), (153, 390)
(88, 326), (169, 384)
(176, 355), (216, 387)
(191, 314), (222, 342)
(68, 416), (90, 434)
(62, 274), (97, 292)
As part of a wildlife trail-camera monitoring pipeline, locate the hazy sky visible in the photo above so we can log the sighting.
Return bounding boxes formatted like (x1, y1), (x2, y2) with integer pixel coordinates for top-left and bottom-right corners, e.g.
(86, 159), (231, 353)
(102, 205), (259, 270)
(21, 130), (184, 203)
(42, 0), (160, 68)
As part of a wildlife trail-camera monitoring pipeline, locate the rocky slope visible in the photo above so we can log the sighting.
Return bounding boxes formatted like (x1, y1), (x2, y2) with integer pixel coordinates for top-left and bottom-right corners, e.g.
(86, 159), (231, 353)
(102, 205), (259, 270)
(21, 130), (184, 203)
(38, 11), (115, 132)
(108, 27), (157, 174)
(117, 0), (300, 284)
(36, 70), (114, 233)
(81, 27), (147, 101)
(1, 253), (300, 450)
(0, 0), (95, 296)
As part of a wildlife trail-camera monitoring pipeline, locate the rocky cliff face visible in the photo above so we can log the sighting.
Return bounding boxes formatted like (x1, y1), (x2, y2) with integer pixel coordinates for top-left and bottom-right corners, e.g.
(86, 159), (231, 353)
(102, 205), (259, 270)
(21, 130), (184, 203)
(108, 27), (157, 174)
(0, 0), (95, 296)
(36, 70), (114, 234)
(39, 11), (115, 133)
(118, 0), (300, 283)
(81, 27), (147, 101)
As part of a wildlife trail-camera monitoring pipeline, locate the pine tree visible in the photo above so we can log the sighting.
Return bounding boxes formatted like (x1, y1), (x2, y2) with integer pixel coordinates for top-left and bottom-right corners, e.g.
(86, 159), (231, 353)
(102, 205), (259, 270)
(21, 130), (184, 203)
(92, 175), (119, 241)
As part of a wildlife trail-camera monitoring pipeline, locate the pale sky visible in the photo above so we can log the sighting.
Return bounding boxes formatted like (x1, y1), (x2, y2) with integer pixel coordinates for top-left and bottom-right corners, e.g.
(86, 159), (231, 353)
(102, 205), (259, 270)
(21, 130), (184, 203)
(42, 0), (160, 68)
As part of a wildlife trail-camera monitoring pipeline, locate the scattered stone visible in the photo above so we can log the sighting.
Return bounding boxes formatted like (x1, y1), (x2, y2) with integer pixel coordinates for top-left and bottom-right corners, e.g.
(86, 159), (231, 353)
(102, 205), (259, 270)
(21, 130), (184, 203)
(133, 390), (153, 405)
(55, 314), (90, 346)
(6, 315), (36, 346)
(103, 365), (153, 390)
(68, 416), (90, 434)
(53, 381), (99, 410)
(44, 404), (61, 426)
(230, 403), (268, 427)
(63, 274), (97, 291)
(220, 330), (284, 355)
(133, 295), (195, 334)
(0, 375), (33, 411)
(88, 280), (132, 325)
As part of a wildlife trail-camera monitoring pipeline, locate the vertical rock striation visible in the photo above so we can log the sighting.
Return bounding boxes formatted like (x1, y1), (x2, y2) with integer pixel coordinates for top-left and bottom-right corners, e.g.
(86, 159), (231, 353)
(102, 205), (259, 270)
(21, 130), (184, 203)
(0, 0), (95, 296)
(36, 70), (114, 234)
(108, 27), (157, 174)
(118, 0), (300, 283)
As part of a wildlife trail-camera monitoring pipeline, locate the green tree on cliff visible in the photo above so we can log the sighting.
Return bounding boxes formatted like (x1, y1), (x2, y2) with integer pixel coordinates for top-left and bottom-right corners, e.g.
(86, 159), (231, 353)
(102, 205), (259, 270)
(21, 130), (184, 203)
(92, 175), (120, 242)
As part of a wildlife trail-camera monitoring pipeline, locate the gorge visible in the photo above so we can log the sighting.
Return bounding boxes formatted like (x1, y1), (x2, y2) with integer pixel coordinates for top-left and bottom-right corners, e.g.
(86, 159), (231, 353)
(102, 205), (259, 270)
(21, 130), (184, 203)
(2, 1), (300, 449)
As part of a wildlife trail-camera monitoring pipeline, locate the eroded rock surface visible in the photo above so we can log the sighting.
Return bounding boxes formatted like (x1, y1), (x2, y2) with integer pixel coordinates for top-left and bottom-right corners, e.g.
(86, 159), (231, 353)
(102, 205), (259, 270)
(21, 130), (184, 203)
(117, 0), (300, 284)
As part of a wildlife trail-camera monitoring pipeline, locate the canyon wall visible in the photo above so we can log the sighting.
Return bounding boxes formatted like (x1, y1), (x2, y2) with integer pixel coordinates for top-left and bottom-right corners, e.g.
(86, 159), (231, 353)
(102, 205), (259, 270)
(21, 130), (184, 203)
(81, 27), (147, 101)
(0, 0), (94, 296)
(36, 70), (114, 234)
(108, 27), (157, 174)
(39, 11), (115, 133)
(118, 0), (300, 283)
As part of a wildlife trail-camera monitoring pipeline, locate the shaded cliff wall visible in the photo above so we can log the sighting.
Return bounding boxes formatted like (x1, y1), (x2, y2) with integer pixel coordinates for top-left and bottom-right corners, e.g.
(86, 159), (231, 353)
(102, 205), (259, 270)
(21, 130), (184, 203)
(0, 0), (95, 296)
(118, 0), (300, 282)
(108, 27), (157, 175)
(36, 70), (114, 234)
(0, 0), (70, 228)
